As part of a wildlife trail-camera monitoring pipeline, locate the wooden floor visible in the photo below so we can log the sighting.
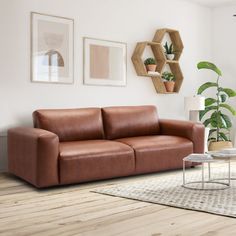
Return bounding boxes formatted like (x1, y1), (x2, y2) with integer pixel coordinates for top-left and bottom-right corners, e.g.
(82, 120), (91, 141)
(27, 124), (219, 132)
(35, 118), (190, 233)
(0, 167), (236, 236)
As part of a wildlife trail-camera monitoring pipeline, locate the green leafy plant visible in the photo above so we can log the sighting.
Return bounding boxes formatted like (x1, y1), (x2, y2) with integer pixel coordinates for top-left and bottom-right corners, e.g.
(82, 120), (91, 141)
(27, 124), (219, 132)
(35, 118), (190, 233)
(197, 61), (236, 142)
(161, 71), (175, 81)
(144, 57), (156, 65)
(164, 42), (174, 54)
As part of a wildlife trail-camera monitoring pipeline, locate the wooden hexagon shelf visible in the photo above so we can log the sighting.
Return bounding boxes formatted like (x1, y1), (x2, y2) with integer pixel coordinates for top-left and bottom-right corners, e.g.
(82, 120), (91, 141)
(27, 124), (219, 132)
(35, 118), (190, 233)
(132, 28), (184, 94)
(151, 62), (183, 94)
(167, 62), (183, 92)
(153, 28), (184, 61)
(131, 41), (165, 77)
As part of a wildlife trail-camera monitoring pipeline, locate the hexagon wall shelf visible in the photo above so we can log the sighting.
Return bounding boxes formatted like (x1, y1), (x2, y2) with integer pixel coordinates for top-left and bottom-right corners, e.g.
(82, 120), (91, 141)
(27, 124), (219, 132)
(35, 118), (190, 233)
(132, 28), (184, 94)
(153, 28), (184, 61)
(132, 42), (166, 77)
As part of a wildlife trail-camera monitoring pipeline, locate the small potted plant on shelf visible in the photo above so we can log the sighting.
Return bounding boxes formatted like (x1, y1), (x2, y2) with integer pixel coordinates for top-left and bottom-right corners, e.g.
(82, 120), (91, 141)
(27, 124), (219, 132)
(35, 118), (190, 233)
(164, 42), (175, 60)
(161, 71), (176, 92)
(144, 57), (157, 72)
(197, 61), (236, 151)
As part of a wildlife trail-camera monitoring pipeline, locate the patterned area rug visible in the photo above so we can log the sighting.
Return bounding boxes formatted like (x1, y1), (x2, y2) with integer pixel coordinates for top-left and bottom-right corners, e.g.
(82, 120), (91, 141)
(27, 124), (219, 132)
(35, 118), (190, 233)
(93, 170), (236, 218)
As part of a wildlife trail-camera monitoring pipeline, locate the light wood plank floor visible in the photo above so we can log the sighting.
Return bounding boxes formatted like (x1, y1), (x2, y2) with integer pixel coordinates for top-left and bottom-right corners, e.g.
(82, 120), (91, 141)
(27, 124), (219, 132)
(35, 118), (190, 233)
(0, 166), (236, 236)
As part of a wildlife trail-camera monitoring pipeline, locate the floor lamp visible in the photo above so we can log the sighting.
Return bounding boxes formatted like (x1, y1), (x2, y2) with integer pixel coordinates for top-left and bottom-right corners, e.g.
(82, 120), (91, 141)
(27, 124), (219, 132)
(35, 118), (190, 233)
(184, 96), (209, 152)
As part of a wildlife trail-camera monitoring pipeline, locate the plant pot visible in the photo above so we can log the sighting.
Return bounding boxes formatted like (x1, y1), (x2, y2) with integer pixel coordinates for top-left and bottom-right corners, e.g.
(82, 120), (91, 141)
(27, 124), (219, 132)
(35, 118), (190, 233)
(164, 81), (175, 92)
(146, 64), (157, 72)
(208, 141), (233, 151)
(166, 54), (175, 60)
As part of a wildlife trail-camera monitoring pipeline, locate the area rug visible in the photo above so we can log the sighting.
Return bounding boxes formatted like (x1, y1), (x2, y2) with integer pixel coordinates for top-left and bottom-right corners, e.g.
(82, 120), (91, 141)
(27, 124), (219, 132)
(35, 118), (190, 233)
(93, 170), (236, 218)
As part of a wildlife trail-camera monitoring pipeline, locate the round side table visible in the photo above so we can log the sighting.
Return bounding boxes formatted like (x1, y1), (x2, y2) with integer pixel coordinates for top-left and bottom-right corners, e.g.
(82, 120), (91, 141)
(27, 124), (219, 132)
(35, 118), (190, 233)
(182, 154), (231, 190)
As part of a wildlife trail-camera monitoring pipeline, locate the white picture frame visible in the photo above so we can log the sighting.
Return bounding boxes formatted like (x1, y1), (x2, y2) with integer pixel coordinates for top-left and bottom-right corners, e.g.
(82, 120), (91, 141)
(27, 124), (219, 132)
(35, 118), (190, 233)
(31, 12), (74, 84)
(83, 37), (127, 86)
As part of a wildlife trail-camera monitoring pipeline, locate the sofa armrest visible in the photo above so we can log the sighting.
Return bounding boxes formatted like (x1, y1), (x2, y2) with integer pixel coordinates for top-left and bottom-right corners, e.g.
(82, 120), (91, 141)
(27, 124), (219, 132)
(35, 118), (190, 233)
(8, 127), (59, 188)
(159, 119), (205, 153)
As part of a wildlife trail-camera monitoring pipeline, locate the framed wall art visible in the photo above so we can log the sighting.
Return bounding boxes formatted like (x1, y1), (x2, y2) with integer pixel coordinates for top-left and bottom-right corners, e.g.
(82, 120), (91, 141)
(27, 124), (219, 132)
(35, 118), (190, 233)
(31, 12), (74, 84)
(83, 38), (127, 86)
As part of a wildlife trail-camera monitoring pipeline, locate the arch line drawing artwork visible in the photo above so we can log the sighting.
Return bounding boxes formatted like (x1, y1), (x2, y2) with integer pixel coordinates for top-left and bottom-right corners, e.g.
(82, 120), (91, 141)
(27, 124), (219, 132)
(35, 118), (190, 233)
(31, 12), (74, 84)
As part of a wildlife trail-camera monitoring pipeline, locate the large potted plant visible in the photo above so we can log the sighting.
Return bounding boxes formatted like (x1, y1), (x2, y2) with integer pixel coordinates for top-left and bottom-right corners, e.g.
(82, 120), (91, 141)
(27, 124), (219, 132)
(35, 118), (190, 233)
(197, 61), (236, 151)
(162, 71), (175, 92)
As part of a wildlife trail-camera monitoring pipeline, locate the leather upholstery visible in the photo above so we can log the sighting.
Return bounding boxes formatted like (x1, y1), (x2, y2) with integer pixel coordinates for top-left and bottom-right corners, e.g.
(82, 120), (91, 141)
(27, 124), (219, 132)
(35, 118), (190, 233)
(8, 127), (59, 188)
(7, 106), (205, 188)
(59, 140), (135, 184)
(159, 119), (205, 153)
(102, 106), (160, 139)
(33, 108), (104, 142)
(117, 135), (193, 174)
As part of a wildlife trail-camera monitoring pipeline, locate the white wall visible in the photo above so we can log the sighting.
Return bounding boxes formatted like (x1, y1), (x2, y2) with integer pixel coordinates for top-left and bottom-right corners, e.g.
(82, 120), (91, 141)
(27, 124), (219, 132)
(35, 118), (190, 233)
(0, 0), (213, 170)
(213, 6), (236, 144)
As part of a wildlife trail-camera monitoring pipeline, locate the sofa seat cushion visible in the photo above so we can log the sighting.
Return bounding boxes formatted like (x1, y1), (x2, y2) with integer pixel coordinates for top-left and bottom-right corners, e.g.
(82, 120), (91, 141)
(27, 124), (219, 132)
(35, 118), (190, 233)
(117, 135), (193, 174)
(59, 140), (135, 184)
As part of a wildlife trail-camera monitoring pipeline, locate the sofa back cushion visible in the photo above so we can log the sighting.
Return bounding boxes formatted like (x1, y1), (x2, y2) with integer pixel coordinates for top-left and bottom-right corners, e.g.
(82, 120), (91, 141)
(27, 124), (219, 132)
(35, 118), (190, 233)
(33, 108), (104, 142)
(102, 106), (160, 139)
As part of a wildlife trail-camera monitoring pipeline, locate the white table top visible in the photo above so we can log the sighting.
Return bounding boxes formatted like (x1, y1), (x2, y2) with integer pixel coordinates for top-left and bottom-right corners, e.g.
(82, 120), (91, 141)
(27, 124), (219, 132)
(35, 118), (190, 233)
(184, 155), (217, 163)
(208, 152), (236, 159)
(183, 152), (236, 163)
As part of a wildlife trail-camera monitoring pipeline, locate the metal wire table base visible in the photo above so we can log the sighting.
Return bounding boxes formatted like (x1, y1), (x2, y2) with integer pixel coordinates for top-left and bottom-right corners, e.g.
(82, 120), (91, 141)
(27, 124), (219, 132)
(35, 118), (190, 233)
(182, 180), (230, 190)
(182, 160), (231, 190)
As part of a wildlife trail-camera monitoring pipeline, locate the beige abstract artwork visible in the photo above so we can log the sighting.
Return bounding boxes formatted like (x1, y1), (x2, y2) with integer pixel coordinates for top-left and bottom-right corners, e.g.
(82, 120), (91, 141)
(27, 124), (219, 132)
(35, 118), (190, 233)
(90, 45), (109, 79)
(84, 37), (126, 86)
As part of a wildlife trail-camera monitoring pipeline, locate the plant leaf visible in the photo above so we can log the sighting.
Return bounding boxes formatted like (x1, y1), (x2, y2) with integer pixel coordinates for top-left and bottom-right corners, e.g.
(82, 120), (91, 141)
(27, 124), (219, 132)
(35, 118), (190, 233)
(170, 44), (173, 54)
(219, 116), (227, 128)
(208, 137), (217, 141)
(209, 129), (217, 136)
(210, 111), (231, 129)
(219, 104), (236, 115)
(219, 94), (227, 103)
(218, 132), (229, 141)
(197, 82), (218, 94)
(220, 113), (232, 128)
(219, 88), (236, 97)
(199, 106), (217, 120)
(203, 118), (211, 127)
(219, 87), (236, 97)
(205, 98), (217, 106)
(197, 61), (222, 76)
(210, 111), (220, 128)
(208, 129), (217, 141)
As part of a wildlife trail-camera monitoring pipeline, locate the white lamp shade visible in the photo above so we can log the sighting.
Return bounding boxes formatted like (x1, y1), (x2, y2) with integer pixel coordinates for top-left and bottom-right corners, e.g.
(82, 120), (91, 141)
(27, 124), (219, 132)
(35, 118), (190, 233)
(184, 96), (205, 111)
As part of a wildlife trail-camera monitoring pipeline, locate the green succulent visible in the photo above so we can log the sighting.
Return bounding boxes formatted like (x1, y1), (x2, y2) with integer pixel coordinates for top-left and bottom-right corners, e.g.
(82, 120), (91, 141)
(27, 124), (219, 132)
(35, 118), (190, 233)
(144, 57), (156, 65)
(197, 61), (236, 142)
(164, 42), (174, 54)
(161, 71), (175, 81)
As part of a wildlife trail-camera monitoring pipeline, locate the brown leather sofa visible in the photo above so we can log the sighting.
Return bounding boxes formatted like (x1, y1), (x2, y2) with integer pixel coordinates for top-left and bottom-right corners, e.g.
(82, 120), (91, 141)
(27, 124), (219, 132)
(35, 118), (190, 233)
(8, 106), (204, 188)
